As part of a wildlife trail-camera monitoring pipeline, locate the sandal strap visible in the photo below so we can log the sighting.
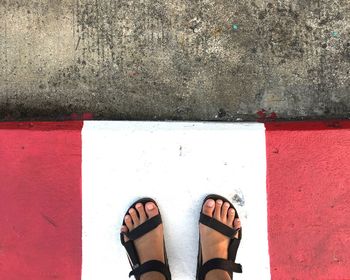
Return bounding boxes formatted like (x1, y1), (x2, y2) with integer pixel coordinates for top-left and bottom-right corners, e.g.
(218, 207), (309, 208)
(229, 237), (241, 261)
(200, 213), (239, 238)
(120, 234), (139, 268)
(125, 215), (162, 240)
(198, 258), (242, 280)
(129, 260), (171, 280)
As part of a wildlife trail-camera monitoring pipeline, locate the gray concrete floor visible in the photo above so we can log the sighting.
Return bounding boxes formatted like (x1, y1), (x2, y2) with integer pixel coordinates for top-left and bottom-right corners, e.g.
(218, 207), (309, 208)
(0, 0), (349, 121)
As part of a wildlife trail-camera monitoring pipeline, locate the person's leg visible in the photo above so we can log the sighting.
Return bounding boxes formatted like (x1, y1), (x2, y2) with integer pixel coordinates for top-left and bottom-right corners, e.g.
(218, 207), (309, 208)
(139, 272), (164, 280)
(122, 202), (165, 280)
(205, 270), (231, 280)
(200, 199), (241, 280)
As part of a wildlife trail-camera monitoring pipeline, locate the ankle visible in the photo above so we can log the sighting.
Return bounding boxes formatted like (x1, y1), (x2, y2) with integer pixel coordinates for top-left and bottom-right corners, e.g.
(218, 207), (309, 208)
(205, 269), (231, 280)
(141, 271), (165, 280)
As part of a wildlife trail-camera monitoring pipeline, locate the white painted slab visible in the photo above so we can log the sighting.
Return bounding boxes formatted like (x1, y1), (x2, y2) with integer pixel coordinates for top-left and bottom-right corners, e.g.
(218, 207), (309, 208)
(82, 121), (270, 280)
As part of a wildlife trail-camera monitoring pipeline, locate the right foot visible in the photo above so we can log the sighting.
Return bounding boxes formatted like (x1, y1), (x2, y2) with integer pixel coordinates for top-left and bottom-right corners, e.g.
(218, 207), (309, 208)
(122, 202), (165, 280)
(200, 199), (241, 279)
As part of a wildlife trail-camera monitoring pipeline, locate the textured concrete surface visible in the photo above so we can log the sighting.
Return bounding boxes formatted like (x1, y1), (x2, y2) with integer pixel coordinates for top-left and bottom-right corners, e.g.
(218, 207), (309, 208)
(0, 0), (349, 121)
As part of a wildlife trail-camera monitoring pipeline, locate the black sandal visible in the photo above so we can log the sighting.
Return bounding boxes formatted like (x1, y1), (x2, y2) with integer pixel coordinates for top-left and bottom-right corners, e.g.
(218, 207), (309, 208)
(196, 194), (242, 280)
(120, 198), (171, 280)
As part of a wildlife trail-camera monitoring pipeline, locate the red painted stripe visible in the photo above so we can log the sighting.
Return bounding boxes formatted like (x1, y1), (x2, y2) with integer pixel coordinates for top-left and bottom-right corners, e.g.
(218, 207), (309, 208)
(266, 121), (350, 279)
(0, 121), (83, 130)
(0, 122), (83, 280)
(266, 120), (350, 131)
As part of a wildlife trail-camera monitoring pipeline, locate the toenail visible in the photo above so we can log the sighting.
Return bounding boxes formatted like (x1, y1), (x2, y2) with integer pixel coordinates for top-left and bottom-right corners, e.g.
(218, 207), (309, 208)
(229, 209), (235, 214)
(136, 203), (142, 208)
(125, 215), (130, 220)
(206, 200), (215, 207)
(146, 203), (154, 210)
(217, 200), (223, 205)
(224, 202), (230, 208)
(129, 209), (134, 214)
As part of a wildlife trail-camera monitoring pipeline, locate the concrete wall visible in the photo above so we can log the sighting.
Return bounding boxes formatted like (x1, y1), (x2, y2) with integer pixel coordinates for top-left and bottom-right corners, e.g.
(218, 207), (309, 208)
(0, 0), (349, 121)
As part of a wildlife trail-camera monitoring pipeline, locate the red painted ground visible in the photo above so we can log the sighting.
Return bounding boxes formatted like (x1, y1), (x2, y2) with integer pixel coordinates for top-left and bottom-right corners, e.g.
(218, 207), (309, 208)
(266, 121), (350, 279)
(0, 122), (82, 280)
(1, 120), (350, 279)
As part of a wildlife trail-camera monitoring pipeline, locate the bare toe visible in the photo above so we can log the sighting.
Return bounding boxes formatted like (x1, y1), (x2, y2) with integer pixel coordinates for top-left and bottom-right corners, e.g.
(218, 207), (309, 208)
(227, 208), (235, 227)
(128, 208), (140, 227)
(121, 225), (129, 242)
(124, 214), (133, 230)
(121, 225), (128, 233)
(202, 199), (215, 217)
(136, 203), (147, 223)
(234, 218), (241, 238)
(145, 202), (159, 218)
(221, 202), (230, 223)
(214, 199), (223, 220)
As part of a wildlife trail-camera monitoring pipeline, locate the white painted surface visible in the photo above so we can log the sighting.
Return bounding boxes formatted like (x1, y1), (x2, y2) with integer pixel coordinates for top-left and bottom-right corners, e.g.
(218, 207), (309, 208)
(82, 121), (270, 280)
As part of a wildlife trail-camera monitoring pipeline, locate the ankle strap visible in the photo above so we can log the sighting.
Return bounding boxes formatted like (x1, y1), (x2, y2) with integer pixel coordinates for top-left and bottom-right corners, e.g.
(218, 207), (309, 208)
(129, 260), (171, 280)
(198, 258), (242, 280)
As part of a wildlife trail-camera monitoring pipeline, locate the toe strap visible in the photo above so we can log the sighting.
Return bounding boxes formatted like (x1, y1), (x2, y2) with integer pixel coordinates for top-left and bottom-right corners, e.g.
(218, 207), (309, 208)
(198, 258), (242, 280)
(129, 260), (171, 280)
(200, 213), (240, 238)
(125, 215), (162, 241)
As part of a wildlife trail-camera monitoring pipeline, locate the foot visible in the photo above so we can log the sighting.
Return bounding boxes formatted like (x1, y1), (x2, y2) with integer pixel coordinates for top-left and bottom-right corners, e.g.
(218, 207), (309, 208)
(200, 199), (241, 279)
(122, 202), (165, 280)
